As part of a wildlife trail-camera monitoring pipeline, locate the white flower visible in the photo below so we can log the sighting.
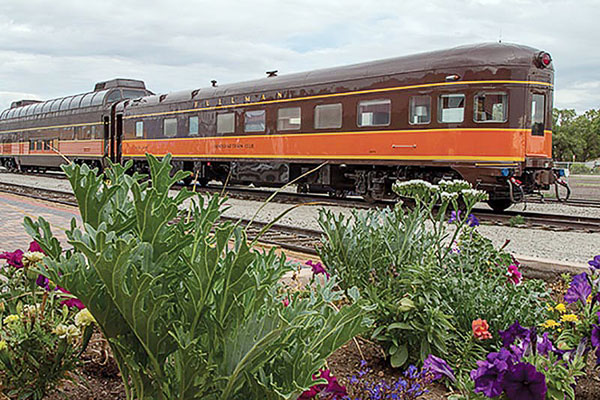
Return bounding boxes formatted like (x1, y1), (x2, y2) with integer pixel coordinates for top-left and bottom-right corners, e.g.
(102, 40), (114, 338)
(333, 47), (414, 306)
(75, 309), (95, 327)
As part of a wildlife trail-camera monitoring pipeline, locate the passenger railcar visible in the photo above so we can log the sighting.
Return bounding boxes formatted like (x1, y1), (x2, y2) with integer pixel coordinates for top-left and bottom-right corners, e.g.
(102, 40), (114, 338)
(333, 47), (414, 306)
(0, 43), (557, 211)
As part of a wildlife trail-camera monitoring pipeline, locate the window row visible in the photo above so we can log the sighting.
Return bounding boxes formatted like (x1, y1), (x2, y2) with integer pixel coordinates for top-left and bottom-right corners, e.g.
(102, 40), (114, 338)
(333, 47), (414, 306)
(0, 89), (148, 120)
(135, 92), (512, 138)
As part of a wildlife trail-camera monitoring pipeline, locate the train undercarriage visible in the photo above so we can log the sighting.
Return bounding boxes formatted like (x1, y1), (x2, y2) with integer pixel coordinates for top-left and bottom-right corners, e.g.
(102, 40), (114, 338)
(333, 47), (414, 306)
(0, 155), (563, 213)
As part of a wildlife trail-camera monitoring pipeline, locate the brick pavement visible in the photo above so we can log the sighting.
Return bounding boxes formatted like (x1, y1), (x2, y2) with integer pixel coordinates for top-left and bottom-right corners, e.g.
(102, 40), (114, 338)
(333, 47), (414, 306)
(0, 192), (80, 252)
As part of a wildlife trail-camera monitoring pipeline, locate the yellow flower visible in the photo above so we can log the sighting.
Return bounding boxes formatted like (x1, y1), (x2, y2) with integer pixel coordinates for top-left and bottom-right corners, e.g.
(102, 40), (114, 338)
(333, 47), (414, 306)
(3, 314), (19, 326)
(554, 303), (567, 313)
(546, 304), (554, 312)
(22, 251), (44, 268)
(75, 309), (95, 327)
(561, 314), (579, 323)
(540, 319), (561, 329)
(588, 294), (592, 304)
(0, 340), (7, 352)
(53, 323), (68, 338)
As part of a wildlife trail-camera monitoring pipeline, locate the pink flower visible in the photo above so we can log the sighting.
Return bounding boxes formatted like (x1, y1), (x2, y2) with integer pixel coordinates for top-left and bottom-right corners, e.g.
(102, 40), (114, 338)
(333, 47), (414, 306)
(298, 369), (347, 399)
(28, 241), (44, 253)
(58, 287), (86, 310)
(0, 249), (24, 269)
(282, 297), (290, 307)
(507, 264), (522, 285)
(306, 260), (330, 278)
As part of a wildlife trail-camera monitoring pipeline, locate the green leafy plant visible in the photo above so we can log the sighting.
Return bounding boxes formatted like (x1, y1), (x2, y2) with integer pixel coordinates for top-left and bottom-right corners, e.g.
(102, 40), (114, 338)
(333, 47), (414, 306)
(507, 215), (525, 227)
(0, 249), (92, 399)
(318, 180), (549, 371)
(24, 154), (371, 400)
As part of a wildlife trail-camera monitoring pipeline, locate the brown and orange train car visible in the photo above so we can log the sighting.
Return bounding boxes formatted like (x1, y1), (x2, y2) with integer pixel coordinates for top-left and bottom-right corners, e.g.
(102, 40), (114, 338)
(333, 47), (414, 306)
(0, 43), (559, 211)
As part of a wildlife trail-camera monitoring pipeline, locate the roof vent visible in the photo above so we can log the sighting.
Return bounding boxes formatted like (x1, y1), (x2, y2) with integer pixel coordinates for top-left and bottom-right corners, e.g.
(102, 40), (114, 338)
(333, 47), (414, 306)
(266, 70), (278, 77)
(10, 99), (42, 109)
(94, 78), (147, 92)
(211, 80), (218, 87)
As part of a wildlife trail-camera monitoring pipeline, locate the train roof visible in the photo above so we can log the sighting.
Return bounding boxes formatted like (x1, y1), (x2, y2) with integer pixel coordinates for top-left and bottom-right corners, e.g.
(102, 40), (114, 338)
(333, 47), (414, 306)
(131, 42), (551, 107)
(0, 79), (150, 121)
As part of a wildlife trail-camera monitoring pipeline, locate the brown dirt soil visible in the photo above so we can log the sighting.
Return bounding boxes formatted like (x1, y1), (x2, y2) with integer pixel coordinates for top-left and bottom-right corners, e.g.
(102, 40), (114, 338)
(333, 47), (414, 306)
(41, 274), (600, 399)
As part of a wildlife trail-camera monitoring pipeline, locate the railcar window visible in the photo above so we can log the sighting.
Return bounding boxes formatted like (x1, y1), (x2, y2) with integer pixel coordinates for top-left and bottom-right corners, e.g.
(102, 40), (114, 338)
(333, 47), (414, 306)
(32, 103), (43, 115)
(189, 116), (199, 136)
(122, 90), (146, 99)
(474, 93), (507, 122)
(80, 93), (95, 108)
(106, 90), (122, 104)
(29, 140), (35, 151)
(36, 140), (43, 150)
(245, 110), (266, 132)
(50, 99), (61, 112)
(217, 113), (235, 134)
(69, 94), (85, 110)
(59, 97), (72, 111)
(358, 99), (391, 127)
(438, 94), (465, 123)
(531, 94), (545, 136)
(315, 103), (342, 129)
(41, 102), (52, 113)
(278, 107), (301, 130)
(163, 118), (178, 138)
(135, 121), (144, 138)
(44, 140), (51, 150)
(409, 96), (431, 125)
(91, 91), (108, 106)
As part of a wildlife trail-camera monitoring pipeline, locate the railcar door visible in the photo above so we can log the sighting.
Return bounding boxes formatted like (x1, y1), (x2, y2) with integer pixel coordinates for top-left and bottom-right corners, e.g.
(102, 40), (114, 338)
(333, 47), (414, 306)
(104, 103), (123, 164)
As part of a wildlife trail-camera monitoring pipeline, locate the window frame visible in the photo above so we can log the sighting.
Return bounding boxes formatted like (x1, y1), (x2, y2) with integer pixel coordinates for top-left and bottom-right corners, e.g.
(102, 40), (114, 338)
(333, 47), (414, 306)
(216, 112), (236, 135)
(357, 99), (391, 127)
(473, 92), (508, 123)
(531, 93), (546, 136)
(163, 118), (178, 138)
(277, 107), (302, 131)
(135, 121), (144, 138)
(409, 95), (432, 125)
(314, 103), (343, 130)
(188, 116), (199, 136)
(437, 94), (466, 124)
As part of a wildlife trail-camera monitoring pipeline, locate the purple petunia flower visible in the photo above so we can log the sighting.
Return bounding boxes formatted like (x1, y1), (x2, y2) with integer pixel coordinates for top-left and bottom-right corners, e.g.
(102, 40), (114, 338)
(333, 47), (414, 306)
(0, 249), (24, 269)
(470, 348), (513, 398)
(501, 362), (547, 400)
(423, 354), (456, 382)
(305, 260), (330, 278)
(28, 241), (44, 253)
(36, 274), (49, 290)
(448, 210), (462, 224)
(499, 321), (530, 348)
(466, 214), (480, 227)
(589, 255), (600, 269)
(537, 332), (555, 357)
(591, 325), (600, 348)
(564, 273), (592, 305)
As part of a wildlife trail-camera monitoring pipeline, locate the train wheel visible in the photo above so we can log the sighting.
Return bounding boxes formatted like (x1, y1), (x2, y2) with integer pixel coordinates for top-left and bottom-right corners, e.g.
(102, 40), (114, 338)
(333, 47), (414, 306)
(487, 199), (512, 213)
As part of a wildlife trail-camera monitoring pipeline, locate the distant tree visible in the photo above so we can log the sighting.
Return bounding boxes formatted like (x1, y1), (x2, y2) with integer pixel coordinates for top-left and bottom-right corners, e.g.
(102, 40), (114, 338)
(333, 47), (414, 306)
(552, 108), (600, 161)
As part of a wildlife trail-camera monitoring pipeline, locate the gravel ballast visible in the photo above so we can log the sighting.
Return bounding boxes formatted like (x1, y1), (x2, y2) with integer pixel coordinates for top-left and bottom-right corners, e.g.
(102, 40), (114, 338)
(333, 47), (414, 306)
(1, 172), (598, 265)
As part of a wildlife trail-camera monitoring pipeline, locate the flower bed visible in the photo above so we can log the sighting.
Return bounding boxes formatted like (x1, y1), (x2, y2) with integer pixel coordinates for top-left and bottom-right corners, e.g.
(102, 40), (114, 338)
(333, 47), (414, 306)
(1, 156), (599, 400)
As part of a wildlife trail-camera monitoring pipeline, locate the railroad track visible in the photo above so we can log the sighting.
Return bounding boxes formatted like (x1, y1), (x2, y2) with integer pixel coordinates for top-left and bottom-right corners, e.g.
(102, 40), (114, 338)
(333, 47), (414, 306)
(1, 180), (600, 241)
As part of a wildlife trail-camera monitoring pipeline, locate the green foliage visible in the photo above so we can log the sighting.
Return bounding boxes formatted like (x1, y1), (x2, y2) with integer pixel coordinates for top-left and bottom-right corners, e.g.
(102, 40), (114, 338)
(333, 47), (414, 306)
(507, 214), (525, 227)
(525, 352), (586, 400)
(24, 154), (371, 400)
(318, 180), (549, 372)
(0, 255), (89, 399)
(553, 108), (600, 162)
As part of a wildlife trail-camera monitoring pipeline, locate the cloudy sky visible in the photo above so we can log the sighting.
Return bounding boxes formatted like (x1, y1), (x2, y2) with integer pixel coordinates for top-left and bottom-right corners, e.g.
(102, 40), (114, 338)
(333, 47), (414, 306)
(1, 0), (598, 113)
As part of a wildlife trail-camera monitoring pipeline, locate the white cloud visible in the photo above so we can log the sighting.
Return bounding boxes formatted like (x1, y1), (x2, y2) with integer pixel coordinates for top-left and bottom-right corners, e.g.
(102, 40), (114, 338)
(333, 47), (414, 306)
(0, 0), (598, 112)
